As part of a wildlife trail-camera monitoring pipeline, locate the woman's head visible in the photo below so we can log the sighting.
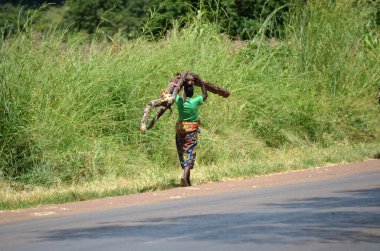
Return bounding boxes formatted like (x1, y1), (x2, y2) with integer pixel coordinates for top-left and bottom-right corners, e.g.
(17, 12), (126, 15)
(184, 84), (194, 98)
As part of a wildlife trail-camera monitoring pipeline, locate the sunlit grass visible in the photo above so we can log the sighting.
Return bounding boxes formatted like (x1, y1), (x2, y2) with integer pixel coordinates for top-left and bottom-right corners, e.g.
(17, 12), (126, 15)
(1, 142), (378, 210)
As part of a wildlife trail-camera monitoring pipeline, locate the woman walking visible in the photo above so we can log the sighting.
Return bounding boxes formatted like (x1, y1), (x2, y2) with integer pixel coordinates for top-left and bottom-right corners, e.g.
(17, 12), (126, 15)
(175, 79), (208, 187)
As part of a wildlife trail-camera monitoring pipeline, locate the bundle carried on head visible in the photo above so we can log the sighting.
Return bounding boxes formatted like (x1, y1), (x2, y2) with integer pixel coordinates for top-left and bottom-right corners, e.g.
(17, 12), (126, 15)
(140, 71), (230, 132)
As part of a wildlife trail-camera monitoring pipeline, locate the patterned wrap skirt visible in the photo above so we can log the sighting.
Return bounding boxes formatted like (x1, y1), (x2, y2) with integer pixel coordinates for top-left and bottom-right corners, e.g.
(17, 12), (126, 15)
(175, 129), (199, 170)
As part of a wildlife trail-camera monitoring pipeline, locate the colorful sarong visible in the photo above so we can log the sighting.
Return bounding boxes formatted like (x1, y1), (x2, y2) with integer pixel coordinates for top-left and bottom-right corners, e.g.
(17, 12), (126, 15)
(175, 130), (198, 169)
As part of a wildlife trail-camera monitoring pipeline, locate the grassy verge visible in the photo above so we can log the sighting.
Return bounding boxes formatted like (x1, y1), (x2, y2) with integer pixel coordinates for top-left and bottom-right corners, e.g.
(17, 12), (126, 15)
(1, 143), (379, 210)
(1, 1), (379, 210)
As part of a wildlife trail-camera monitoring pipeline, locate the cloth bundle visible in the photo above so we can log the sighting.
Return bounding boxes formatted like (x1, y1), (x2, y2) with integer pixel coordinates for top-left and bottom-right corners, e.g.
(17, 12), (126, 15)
(175, 121), (200, 135)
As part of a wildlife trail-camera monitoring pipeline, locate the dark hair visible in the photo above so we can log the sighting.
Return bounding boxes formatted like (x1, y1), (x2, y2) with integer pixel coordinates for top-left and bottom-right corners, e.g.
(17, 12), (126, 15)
(184, 85), (194, 98)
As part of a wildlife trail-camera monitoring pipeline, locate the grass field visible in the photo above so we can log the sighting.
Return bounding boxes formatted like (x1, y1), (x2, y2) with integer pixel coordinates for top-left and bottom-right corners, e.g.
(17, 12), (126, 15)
(1, 1), (379, 209)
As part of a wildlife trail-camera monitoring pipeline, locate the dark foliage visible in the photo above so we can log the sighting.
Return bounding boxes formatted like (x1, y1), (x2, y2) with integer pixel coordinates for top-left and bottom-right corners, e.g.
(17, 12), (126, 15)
(0, 0), (292, 39)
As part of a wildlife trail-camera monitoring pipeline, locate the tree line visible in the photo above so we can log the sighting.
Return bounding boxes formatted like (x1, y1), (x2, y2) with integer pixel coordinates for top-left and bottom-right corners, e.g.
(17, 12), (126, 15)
(0, 0), (290, 39)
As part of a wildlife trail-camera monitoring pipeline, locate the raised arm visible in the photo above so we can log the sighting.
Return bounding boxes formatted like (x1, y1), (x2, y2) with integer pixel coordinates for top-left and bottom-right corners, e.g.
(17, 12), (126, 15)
(201, 82), (208, 102)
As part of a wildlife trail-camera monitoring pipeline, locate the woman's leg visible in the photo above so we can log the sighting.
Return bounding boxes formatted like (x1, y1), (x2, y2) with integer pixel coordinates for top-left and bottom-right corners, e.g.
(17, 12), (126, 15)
(181, 131), (198, 186)
(176, 133), (188, 186)
(176, 130), (198, 187)
(182, 167), (191, 187)
(176, 133), (185, 169)
(186, 169), (191, 186)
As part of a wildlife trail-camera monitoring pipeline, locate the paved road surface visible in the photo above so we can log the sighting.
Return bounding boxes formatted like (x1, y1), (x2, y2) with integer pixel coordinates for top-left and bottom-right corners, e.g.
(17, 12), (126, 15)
(0, 161), (379, 251)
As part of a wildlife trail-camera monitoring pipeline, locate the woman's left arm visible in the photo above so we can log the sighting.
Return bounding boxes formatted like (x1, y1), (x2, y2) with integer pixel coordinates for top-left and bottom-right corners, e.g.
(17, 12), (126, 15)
(201, 82), (208, 102)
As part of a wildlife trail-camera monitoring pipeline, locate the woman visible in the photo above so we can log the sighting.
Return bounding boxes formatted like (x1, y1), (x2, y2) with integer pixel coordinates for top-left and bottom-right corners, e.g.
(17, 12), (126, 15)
(175, 80), (208, 187)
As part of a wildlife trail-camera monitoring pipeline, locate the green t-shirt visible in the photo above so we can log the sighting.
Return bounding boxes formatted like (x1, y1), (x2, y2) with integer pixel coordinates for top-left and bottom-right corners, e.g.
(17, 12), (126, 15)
(175, 95), (204, 122)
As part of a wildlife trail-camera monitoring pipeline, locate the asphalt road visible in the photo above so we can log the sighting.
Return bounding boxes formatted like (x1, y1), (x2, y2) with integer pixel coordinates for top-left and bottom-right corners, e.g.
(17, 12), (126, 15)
(1, 165), (379, 251)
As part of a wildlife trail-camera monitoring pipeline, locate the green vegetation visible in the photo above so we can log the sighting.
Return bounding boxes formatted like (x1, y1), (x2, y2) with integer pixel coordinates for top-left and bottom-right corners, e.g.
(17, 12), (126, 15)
(1, 0), (290, 39)
(0, 1), (379, 209)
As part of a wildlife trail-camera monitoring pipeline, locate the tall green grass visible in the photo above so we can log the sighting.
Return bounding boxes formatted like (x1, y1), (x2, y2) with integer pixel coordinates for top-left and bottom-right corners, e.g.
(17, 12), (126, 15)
(0, 1), (379, 200)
